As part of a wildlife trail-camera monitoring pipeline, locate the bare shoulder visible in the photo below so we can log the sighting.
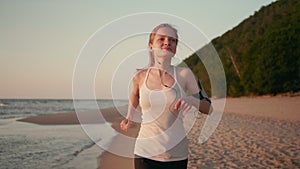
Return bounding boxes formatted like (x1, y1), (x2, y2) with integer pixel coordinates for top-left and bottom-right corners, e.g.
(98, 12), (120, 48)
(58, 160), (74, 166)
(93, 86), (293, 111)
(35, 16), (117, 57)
(176, 66), (194, 77)
(132, 68), (148, 84)
(175, 66), (197, 91)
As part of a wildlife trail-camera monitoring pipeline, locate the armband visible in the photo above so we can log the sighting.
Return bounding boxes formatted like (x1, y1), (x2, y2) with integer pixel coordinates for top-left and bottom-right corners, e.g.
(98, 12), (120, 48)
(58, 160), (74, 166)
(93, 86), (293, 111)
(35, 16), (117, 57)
(192, 93), (211, 103)
(192, 79), (211, 104)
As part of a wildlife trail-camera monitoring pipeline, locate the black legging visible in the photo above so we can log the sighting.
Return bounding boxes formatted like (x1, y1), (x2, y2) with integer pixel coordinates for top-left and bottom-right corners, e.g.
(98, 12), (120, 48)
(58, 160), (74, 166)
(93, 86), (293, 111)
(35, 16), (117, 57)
(134, 155), (188, 169)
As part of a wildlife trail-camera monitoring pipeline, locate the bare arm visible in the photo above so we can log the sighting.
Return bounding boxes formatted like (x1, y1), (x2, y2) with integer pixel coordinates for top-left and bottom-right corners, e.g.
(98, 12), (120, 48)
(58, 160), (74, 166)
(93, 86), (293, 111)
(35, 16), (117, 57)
(126, 75), (140, 120)
(174, 68), (212, 115)
(120, 72), (140, 131)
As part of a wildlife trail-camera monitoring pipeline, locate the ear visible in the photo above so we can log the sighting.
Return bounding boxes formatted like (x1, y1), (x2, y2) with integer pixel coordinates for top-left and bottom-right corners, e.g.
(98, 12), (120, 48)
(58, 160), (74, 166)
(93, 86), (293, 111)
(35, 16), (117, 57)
(149, 43), (153, 49)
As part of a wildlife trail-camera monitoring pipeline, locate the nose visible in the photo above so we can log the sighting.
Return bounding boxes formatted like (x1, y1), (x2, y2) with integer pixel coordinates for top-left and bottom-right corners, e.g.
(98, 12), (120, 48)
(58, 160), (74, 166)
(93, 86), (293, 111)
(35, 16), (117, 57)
(163, 38), (170, 46)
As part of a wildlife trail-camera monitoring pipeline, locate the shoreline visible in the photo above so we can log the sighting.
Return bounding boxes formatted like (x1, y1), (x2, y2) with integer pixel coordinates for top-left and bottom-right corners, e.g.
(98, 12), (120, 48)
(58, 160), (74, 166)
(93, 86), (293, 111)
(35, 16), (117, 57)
(18, 95), (300, 125)
(17, 105), (129, 125)
(16, 95), (300, 168)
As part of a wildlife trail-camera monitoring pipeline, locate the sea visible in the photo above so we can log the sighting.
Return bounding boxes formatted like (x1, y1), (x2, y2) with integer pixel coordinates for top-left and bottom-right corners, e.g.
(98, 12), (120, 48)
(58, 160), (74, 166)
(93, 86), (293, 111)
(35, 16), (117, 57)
(0, 99), (128, 169)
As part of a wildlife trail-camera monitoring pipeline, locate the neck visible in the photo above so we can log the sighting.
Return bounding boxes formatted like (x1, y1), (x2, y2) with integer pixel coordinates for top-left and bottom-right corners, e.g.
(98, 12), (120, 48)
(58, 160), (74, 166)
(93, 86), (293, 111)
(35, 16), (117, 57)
(154, 57), (172, 71)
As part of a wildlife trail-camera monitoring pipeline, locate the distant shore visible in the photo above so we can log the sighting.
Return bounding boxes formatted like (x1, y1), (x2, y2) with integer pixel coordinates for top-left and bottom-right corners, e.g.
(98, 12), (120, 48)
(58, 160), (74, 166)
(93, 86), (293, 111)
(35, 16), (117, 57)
(18, 95), (300, 168)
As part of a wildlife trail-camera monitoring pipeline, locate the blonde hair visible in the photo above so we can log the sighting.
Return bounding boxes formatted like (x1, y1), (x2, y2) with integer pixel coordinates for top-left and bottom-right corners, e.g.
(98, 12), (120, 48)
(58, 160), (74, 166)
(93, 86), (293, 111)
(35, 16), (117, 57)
(148, 23), (178, 67)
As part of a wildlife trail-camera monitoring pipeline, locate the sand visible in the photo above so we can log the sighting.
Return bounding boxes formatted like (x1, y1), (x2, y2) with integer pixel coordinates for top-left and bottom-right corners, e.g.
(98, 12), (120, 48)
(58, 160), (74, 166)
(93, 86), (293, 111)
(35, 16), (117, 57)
(224, 95), (300, 122)
(18, 95), (300, 169)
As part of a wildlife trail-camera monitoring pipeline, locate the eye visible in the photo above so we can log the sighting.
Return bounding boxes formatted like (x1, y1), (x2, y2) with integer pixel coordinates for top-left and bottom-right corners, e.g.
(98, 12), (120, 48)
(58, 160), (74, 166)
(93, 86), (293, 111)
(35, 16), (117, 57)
(170, 38), (177, 43)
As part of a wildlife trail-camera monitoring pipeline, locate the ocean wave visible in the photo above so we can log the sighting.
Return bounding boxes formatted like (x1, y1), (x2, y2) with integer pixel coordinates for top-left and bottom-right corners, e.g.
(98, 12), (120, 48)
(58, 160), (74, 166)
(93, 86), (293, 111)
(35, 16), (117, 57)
(52, 138), (101, 168)
(0, 102), (7, 107)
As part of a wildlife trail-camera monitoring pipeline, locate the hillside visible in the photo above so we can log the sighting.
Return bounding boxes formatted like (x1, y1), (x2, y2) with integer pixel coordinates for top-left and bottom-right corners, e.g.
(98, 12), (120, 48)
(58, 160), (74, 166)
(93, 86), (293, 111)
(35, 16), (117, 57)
(184, 0), (300, 97)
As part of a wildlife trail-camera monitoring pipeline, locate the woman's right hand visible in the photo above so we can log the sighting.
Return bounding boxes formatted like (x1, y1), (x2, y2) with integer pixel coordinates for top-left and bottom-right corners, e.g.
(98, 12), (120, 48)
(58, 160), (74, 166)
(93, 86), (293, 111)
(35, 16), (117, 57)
(120, 119), (132, 131)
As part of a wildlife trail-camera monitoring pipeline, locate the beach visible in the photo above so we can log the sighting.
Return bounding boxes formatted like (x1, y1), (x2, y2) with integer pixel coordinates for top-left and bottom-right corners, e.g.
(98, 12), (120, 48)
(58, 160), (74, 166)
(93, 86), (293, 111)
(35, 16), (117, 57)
(10, 95), (300, 168)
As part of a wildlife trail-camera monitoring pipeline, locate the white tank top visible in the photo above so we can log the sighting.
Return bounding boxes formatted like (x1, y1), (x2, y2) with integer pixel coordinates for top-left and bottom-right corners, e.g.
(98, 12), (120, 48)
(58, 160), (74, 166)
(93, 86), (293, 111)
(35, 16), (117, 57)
(134, 66), (188, 162)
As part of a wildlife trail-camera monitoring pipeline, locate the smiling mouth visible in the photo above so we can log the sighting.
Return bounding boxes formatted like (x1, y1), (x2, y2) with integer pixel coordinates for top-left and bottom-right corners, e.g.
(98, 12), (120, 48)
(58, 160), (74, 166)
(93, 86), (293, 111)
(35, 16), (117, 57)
(161, 48), (171, 51)
(153, 47), (173, 53)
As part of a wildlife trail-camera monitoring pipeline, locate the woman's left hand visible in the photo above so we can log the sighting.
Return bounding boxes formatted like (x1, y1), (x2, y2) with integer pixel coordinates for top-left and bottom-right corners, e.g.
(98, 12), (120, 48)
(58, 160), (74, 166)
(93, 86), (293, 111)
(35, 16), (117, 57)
(174, 98), (192, 112)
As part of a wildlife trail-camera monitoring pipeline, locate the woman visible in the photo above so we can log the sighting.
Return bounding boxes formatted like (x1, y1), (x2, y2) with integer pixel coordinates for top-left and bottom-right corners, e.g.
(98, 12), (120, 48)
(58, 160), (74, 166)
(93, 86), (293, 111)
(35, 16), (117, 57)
(120, 23), (212, 169)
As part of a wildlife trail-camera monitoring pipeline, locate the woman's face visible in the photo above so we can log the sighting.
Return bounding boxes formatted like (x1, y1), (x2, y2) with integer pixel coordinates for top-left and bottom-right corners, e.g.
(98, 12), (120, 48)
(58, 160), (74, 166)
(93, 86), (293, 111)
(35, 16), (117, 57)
(150, 27), (177, 58)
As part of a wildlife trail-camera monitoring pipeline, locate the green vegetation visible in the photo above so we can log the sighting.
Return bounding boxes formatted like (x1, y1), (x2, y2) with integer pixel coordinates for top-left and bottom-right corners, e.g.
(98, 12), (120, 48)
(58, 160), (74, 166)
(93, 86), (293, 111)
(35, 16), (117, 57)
(184, 0), (300, 97)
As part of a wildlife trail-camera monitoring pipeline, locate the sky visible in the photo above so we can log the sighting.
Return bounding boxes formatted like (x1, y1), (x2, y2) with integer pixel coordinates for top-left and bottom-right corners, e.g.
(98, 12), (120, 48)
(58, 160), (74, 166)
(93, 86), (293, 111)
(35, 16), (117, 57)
(0, 0), (276, 99)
